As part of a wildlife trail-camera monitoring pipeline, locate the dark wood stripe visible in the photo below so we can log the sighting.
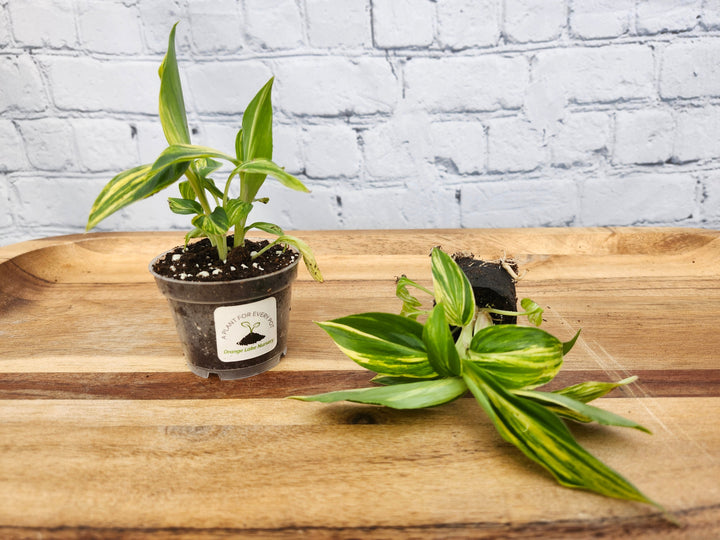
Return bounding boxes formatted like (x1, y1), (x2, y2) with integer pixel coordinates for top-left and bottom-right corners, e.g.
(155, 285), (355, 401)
(0, 369), (718, 400)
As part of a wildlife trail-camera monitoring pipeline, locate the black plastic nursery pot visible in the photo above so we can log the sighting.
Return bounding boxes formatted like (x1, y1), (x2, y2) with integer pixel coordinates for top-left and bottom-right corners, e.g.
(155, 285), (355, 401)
(149, 247), (300, 380)
(454, 255), (518, 324)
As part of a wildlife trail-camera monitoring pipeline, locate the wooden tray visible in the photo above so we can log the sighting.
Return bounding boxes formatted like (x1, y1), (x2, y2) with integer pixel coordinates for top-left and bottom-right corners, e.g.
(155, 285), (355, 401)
(1, 228), (718, 538)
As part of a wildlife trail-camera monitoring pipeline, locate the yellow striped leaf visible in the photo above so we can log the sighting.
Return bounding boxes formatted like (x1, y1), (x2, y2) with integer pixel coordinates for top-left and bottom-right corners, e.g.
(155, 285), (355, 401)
(290, 377), (467, 409)
(431, 248), (475, 327)
(462, 362), (662, 509)
(467, 325), (563, 389)
(158, 22), (190, 146)
(86, 162), (188, 230)
(317, 313), (437, 378)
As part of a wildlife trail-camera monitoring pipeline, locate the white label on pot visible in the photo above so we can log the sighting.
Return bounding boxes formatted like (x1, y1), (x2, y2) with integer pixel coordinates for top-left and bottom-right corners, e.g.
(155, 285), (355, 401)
(214, 297), (277, 363)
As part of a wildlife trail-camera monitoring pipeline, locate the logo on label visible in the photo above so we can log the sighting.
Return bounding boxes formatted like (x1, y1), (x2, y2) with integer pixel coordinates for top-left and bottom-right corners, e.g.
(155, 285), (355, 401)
(214, 297), (277, 362)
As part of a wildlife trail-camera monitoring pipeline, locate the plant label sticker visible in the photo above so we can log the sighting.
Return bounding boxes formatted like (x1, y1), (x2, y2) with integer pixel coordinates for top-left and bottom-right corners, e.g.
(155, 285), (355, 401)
(214, 297), (277, 362)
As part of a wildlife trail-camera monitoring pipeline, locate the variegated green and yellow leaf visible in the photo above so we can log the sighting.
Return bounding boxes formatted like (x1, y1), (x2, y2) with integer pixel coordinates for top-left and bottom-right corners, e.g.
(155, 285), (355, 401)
(514, 388), (651, 433)
(275, 234), (323, 282)
(240, 78), (274, 201)
(553, 376), (638, 404)
(86, 162), (188, 230)
(316, 313), (436, 378)
(431, 248), (475, 327)
(423, 302), (461, 376)
(462, 362), (661, 509)
(232, 159), (309, 193)
(467, 325), (563, 389)
(290, 377), (467, 409)
(151, 144), (237, 173)
(158, 22), (190, 146)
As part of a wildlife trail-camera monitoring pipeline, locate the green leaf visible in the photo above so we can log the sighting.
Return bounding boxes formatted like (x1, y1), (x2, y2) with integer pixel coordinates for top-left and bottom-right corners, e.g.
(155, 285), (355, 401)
(185, 227), (205, 245)
(87, 162), (188, 230)
(431, 248), (475, 327)
(168, 197), (203, 215)
(395, 275), (430, 320)
(462, 362), (661, 509)
(520, 298), (544, 327)
(423, 303), (461, 377)
(202, 177), (224, 199)
(235, 128), (243, 161)
(316, 313), (436, 379)
(242, 77), (273, 164)
(194, 157), (222, 178)
(232, 159), (309, 193)
(246, 221), (284, 236)
(192, 207), (229, 236)
(514, 389), (651, 433)
(158, 22), (190, 146)
(226, 199), (252, 228)
(371, 374), (440, 386)
(467, 325), (563, 390)
(240, 78), (274, 201)
(178, 180), (195, 201)
(290, 377), (467, 409)
(151, 144), (237, 173)
(563, 329), (582, 355)
(553, 376), (638, 404)
(275, 234), (323, 282)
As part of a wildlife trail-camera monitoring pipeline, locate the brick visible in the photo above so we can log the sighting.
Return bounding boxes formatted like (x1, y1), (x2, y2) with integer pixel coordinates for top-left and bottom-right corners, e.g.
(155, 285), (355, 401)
(613, 109), (674, 165)
(17, 119), (75, 171)
(534, 45), (655, 104)
(7, 0), (76, 47)
(570, 0), (634, 39)
(362, 116), (430, 179)
(138, 0), (189, 54)
(77, 0), (143, 55)
(133, 120), (168, 165)
(72, 119), (139, 172)
(487, 117), (545, 173)
(187, 0), (244, 54)
(372, 0), (434, 48)
(437, 0), (500, 49)
(699, 172), (720, 221)
(185, 61), (272, 114)
(0, 9), (10, 46)
(504, 0), (565, 43)
(246, 181), (341, 230)
(674, 107), (720, 162)
(0, 54), (48, 113)
(274, 57), (397, 116)
(245, 0), (303, 50)
(660, 39), (720, 99)
(306, 0), (371, 48)
(0, 119), (27, 171)
(703, 0), (720, 29)
(339, 185), (460, 228)
(14, 175), (124, 229)
(429, 121), (485, 174)
(581, 173), (695, 225)
(405, 56), (528, 112)
(551, 111), (611, 167)
(273, 124), (304, 175)
(636, 0), (702, 35)
(461, 179), (578, 228)
(40, 56), (158, 114)
(0, 175), (12, 228)
(303, 125), (360, 178)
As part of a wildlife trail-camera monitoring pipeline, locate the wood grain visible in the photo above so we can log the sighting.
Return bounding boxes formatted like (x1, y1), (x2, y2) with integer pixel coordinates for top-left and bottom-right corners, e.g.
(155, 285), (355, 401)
(1, 228), (719, 538)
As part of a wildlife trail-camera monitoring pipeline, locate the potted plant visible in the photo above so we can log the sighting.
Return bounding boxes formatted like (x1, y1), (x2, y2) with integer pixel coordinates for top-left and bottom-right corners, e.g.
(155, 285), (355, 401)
(293, 248), (674, 521)
(86, 23), (322, 380)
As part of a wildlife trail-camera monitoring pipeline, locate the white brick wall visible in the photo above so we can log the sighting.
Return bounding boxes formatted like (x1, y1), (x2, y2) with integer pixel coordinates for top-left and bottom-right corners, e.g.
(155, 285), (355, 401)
(1, 0), (719, 247)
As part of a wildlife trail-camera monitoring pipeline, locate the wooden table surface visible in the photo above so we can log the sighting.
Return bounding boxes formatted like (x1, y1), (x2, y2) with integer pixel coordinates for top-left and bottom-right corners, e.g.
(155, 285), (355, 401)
(1, 228), (718, 538)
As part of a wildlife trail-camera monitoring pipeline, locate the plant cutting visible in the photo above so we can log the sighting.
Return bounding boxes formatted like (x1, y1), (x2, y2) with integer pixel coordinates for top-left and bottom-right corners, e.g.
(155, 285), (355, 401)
(293, 248), (672, 519)
(86, 23), (322, 380)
